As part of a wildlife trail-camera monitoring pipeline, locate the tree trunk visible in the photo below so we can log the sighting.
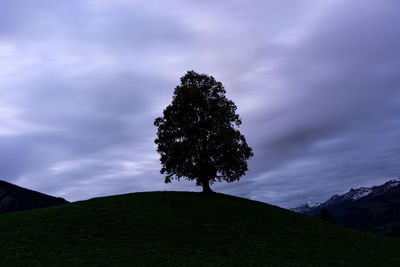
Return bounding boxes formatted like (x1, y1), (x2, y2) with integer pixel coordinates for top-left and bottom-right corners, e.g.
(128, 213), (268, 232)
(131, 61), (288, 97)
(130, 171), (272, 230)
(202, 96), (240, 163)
(202, 180), (213, 193)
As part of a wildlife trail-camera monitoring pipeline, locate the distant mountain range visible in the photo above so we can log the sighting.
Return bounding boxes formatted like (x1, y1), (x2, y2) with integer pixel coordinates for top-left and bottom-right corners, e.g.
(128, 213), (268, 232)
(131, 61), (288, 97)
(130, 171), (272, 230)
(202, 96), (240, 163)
(0, 180), (69, 214)
(293, 178), (400, 237)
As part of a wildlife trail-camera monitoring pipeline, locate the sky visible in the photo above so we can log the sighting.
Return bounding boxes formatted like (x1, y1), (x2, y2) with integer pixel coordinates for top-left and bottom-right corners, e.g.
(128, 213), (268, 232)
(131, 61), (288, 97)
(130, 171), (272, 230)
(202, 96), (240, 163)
(0, 0), (399, 208)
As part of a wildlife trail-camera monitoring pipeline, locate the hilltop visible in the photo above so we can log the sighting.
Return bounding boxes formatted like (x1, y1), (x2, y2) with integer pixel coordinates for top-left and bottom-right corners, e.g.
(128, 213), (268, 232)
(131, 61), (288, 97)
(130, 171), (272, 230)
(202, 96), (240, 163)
(1, 191), (400, 266)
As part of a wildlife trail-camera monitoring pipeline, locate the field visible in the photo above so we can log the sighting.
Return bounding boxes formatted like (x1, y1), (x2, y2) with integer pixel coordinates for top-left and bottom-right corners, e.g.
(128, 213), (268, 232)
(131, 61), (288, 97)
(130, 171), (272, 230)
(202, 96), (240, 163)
(1, 192), (400, 266)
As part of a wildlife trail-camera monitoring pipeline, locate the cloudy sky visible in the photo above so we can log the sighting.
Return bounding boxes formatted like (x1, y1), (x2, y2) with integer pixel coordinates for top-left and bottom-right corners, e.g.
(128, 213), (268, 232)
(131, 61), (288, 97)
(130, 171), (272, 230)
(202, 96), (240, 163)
(1, 0), (399, 208)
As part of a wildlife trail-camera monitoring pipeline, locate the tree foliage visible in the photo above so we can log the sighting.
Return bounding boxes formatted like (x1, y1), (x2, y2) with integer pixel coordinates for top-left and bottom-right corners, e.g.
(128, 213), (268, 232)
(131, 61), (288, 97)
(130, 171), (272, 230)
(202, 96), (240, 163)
(154, 71), (253, 192)
(320, 207), (334, 222)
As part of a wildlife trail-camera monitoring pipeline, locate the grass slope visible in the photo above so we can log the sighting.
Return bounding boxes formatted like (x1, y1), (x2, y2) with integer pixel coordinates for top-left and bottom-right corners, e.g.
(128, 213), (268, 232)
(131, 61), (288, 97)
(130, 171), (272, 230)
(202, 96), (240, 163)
(1, 192), (400, 266)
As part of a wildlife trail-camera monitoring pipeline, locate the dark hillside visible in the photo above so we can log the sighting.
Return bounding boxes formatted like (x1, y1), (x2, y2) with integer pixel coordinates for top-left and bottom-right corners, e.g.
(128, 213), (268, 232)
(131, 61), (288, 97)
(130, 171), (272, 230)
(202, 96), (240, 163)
(1, 192), (400, 266)
(0, 180), (68, 214)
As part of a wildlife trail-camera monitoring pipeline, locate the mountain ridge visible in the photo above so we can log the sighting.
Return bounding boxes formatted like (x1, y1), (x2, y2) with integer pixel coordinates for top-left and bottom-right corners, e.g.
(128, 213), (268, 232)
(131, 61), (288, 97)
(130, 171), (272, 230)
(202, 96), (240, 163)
(293, 178), (400, 237)
(0, 180), (69, 214)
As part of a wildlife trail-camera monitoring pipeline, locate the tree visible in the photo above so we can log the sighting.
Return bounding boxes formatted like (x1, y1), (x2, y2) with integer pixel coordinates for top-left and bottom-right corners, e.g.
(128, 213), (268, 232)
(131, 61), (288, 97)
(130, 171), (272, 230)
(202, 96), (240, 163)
(319, 207), (333, 222)
(154, 71), (253, 193)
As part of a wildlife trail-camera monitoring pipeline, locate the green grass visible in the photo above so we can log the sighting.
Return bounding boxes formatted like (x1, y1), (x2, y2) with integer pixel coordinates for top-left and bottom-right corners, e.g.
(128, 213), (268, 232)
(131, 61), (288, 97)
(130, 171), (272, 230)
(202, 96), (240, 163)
(1, 191), (400, 266)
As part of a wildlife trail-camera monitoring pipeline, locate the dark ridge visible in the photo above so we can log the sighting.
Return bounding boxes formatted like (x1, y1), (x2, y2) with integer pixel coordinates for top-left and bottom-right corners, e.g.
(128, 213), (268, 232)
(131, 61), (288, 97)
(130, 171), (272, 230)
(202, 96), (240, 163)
(0, 180), (69, 214)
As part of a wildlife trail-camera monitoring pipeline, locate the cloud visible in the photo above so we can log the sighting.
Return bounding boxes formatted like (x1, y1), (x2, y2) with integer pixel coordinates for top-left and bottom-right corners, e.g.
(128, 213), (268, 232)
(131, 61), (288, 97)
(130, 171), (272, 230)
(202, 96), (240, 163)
(217, 0), (400, 207)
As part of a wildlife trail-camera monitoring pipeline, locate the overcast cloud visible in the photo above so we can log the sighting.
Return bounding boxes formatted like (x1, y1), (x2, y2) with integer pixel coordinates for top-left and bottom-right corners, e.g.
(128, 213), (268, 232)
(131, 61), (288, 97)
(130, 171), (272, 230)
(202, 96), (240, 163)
(0, 0), (399, 208)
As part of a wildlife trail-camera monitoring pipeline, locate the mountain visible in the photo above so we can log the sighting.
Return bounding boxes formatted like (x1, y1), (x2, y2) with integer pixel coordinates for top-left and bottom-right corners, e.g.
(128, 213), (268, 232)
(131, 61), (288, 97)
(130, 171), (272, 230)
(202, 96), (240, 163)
(293, 178), (400, 237)
(1, 191), (400, 266)
(0, 180), (69, 214)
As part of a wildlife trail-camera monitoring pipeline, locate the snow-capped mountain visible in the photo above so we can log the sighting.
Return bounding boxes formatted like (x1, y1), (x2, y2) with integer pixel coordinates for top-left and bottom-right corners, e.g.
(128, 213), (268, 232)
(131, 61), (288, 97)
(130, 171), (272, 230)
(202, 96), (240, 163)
(292, 178), (400, 238)
(350, 187), (373, 200)
(292, 201), (322, 213)
(294, 178), (400, 212)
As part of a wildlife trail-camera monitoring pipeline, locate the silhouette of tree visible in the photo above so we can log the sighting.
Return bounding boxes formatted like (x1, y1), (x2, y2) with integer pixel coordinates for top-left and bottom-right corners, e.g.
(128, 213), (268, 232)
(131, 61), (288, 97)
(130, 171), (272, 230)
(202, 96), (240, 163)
(154, 71), (253, 193)
(320, 207), (333, 222)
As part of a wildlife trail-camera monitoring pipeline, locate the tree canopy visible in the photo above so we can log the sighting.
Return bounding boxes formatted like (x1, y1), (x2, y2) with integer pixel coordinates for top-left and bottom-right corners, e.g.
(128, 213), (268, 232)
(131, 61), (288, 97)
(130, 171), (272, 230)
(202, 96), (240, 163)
(320, 208), (334, 222)
(154, 71), (253, 193)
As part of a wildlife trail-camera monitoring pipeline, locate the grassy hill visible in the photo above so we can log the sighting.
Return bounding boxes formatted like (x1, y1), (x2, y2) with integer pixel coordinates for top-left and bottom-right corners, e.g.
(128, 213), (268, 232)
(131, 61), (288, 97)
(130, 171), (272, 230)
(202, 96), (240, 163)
(1, 192), (400, 266)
